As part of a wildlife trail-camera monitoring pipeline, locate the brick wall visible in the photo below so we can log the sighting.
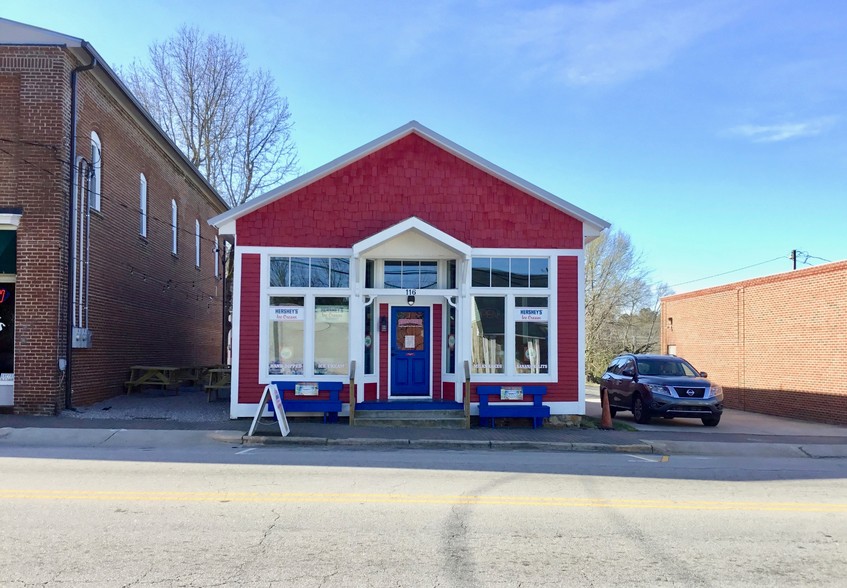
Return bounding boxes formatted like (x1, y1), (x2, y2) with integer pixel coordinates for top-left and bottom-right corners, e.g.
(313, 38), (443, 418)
(661, 261), (847, 425)
(0, 47), (69, 414)
(0, 46), (226, 414)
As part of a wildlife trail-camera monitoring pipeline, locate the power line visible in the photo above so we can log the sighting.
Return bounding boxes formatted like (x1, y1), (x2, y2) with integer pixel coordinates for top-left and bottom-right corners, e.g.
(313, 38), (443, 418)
(669, 256), (787, 288)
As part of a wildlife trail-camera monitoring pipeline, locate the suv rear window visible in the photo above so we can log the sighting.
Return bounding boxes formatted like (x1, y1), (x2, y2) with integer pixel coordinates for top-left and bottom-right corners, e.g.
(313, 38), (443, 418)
(638, 359), (698, 377)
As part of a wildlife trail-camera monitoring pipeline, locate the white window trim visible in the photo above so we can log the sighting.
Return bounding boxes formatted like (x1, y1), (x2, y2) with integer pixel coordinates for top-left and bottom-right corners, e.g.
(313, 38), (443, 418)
(195, 219), (201, 268)
(90, 131), (102, 211)
(259, 249), (353, 384)
(467, 249), (559, 383)
(171, 199), (178, 255)
(139, 173), (147, 237)
(214, 236), (219, 278)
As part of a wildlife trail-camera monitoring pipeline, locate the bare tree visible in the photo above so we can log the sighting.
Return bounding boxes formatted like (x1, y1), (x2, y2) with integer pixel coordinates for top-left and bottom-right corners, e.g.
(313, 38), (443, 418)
(584, 229), (667, 381)
(125, 26), (297, 207)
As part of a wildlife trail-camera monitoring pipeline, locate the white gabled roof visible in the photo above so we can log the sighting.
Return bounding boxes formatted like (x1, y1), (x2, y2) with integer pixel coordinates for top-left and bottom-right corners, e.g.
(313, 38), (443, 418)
(209, 121), (610, 236)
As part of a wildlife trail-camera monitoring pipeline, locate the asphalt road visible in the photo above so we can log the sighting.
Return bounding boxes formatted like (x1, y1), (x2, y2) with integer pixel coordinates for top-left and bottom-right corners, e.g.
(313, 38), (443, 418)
(2, 445), (846, 587)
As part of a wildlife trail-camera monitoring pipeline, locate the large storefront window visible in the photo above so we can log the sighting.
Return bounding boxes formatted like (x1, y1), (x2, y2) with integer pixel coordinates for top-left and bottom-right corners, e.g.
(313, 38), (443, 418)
(268, 296), (305, 375)
(471, 296), (505, 374)
(514, 297), (548, 374)
(314, 297), (349, 375)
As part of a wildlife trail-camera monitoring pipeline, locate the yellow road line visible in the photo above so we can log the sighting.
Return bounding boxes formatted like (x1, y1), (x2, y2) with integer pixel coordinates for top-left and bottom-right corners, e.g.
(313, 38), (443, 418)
(1, 489), (845, 513)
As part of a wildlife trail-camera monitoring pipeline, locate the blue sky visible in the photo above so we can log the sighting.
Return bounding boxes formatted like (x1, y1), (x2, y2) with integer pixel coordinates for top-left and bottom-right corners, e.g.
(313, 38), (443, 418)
(4, 0), (845, 294)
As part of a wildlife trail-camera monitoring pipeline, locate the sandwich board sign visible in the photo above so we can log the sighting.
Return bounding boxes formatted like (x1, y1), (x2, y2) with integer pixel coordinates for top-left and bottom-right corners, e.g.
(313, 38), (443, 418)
(248, 383), (290, 437)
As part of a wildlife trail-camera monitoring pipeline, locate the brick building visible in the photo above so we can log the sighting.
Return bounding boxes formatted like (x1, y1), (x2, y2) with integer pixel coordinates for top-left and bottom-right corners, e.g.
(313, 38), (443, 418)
(660, 260), (847, 425)
(210, 121), (610, 420)
(0, 18), (228, 414)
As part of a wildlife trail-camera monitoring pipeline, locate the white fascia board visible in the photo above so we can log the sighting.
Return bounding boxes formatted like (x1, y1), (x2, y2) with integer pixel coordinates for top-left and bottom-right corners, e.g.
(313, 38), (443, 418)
(209, 120), (611, 232)
(352, 216), (471, 258)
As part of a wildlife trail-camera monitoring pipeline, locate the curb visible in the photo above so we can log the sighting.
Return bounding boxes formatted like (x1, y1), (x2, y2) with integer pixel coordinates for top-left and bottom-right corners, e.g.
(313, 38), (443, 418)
(234, 434), (656, 454)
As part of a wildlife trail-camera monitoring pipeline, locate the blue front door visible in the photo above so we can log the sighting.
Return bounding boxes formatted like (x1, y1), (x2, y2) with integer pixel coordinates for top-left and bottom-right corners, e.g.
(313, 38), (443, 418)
(391, 307), (430, 396)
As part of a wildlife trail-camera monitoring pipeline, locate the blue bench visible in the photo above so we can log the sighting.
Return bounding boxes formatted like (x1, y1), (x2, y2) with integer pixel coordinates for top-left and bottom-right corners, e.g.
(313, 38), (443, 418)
(270, 381), (343, 423)
(476, 386), (550, 429)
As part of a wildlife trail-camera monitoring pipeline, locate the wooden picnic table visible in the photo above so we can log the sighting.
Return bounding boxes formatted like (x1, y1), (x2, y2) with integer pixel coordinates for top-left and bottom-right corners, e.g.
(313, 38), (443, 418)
(125, 366), (182, 394)
(204, 366), (231, 402)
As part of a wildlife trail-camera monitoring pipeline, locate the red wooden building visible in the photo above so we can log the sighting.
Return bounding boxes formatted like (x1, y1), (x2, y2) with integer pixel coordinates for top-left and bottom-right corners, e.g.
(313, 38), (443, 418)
(210, 122), (609, 421)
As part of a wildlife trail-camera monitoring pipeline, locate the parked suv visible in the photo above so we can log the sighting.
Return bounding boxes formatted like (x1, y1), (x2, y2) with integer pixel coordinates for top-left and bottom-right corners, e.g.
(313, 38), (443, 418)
(600, 354), (724, 426)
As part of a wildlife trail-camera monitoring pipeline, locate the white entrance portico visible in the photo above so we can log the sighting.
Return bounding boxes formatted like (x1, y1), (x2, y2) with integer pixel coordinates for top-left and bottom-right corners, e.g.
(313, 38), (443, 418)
(349, 216), (471, 404)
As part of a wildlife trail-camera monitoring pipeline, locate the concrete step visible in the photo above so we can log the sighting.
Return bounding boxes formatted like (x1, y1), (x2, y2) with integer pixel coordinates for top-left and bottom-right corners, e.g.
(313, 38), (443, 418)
(352, 409), (468, 429)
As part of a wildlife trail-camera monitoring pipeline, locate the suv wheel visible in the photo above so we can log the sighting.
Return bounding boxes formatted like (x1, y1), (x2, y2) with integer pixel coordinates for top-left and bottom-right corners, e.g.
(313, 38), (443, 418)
(632, 395), (651, 424)
(701, 415), (721, 427)
(609, 407), (617, 417)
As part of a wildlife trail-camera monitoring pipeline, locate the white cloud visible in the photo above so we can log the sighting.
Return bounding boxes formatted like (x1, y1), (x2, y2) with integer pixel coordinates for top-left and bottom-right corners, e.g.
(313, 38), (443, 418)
(488, 0), (746, 86)
(726, 117), (839, 142)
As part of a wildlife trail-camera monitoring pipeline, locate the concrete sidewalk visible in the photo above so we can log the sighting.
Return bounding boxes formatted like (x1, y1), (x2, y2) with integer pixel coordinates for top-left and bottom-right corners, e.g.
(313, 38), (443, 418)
(1, 388), (847, 457)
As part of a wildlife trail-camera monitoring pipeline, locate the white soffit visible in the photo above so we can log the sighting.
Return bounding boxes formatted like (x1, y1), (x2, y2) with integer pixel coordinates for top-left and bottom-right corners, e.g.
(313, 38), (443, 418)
(353, 217), (471, 258)
(208, 121), (611, 235)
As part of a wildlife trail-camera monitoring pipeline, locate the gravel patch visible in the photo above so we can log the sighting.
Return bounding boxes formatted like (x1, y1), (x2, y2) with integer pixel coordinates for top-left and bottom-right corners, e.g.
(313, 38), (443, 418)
(61, 388), (229, 423)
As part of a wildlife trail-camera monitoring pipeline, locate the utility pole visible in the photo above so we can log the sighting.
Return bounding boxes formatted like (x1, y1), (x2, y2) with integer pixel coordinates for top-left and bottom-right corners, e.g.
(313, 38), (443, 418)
(790, 249), (797, 270)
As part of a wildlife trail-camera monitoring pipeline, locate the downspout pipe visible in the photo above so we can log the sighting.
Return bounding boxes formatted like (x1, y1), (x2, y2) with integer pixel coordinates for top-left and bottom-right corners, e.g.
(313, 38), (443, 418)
(65, 42), (96, 410)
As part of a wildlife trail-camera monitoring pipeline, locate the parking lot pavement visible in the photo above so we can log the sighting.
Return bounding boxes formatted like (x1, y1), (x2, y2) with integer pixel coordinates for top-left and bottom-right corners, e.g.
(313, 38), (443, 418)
(584, 383), (847, 437)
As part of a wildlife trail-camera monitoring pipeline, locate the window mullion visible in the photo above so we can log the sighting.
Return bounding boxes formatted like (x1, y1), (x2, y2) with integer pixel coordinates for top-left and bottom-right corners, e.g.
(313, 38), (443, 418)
(304, 293), (315, 377)
(505, 294), (515, 376)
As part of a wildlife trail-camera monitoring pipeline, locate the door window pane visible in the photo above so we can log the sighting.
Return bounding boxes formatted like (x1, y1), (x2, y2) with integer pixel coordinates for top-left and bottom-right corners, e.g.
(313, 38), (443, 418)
(514, 297), (548, 374)
(269, 296), (304, 375)
(396, 310), (425, 351)
(364, 304), (374, 375)
(315, 297), (349, 375)
(446, 305), (456, 374)
(471, 296), (504, 374)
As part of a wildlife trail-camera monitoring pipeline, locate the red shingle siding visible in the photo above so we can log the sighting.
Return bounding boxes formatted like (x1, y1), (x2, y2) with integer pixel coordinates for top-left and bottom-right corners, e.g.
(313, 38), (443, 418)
(661, 261), (847, 425)
(238, 254), (262, 404)
(235, 134), (583, 249)
(0, 46), (225, 414)
(555, 256), (579, 402)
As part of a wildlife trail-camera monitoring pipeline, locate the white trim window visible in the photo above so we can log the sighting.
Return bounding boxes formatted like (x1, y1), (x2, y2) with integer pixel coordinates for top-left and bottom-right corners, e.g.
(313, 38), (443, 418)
(195, 219), (201, 268)
(469, 255), (555, 381)
(261, 252), (353, 381)
(171, 199), (178, 255)
(90, 131), (102, 211)
(139, 173), (147, 237)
